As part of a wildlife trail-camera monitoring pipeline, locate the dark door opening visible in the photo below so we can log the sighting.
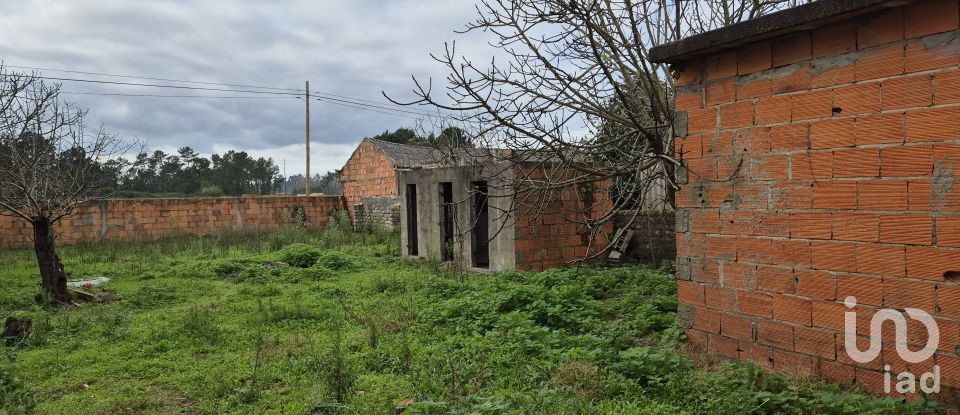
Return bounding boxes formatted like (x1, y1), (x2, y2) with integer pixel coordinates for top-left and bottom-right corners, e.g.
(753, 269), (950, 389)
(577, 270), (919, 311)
(439, 182), (454, 261)
(471, 181), (490, 268)
(406, 184), (418, 256)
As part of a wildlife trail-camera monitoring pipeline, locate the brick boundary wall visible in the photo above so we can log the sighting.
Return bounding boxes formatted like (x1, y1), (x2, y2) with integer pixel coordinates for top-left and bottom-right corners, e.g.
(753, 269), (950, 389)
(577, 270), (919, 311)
(671, 1), (960, 394)
(0, 196), (345, 250)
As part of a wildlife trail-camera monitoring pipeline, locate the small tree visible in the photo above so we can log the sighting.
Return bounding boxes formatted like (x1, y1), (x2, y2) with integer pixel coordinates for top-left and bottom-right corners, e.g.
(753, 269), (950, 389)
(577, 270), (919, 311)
(0, 67), (130, 303)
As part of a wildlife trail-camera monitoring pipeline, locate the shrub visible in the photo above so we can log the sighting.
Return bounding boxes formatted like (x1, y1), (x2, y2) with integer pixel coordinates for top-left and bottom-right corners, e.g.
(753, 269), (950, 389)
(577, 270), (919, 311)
(0, 352), (35, 414)
(199, 185), (225, 197)
(277, 244), (324, 268)
(316, 251), (356, 271)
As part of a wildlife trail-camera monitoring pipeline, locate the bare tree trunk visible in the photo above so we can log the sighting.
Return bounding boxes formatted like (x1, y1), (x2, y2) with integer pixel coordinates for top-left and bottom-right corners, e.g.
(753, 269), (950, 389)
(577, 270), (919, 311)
(33, 219), (70, 303)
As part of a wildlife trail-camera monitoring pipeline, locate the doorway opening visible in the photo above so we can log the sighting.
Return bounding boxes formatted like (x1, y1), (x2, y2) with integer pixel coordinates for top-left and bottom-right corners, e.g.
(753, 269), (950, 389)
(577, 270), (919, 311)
(406, 184), (418, 256)
(471, 181), (490, 268)
(439, 182), (454, 261)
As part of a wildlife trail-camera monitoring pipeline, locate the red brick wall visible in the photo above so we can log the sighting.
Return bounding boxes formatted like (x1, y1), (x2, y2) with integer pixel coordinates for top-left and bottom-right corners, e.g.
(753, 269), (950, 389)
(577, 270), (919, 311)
(512, 165), (613, 271)
(673, 1), (959, 393)
(340, 139), (399, 219)
(0, 196), (345, 250)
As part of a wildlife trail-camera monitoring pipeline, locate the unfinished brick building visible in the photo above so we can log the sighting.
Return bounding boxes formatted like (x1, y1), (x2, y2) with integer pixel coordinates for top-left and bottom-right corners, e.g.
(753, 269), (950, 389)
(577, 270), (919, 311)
(651, 0), (960, 394)
(340, 138), (442, 229)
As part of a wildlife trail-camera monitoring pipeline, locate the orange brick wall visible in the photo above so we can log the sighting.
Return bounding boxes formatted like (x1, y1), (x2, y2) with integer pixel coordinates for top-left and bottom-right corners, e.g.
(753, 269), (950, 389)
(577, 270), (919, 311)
(512, 165), (613, 271)
(0, 196), (345, 250)
(673, 1), (960, 393)
(340, 139), (399, 220)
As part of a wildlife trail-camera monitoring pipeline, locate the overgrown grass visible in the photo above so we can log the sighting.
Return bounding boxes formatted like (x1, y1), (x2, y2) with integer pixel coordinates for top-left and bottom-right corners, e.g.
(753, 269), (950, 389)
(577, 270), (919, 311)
(0, 222), (943, 414)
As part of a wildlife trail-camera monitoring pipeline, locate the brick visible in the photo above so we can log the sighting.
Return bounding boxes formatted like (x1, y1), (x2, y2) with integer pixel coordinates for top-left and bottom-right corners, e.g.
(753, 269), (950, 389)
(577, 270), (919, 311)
(733, 127), (770, 153)
(738, 41), (772, 75)
(937, 216), (960, 247)
(675, 60), (704, 87)
(881, 74), (933, 110)
(754, 94), (792, 125)
(907, 247), (960, 281)
(813, 181), (857, 209)
(750, 155), (788, 181)
(884, 278), (936, 312)
(737, 76), (772, 100)
(687, 107), (718, 134)
(857, 8), (904, 49)
(810, 118), (854, 149)
(706, 235), (738, 260)
(740, 343), (774, 369)
(707, 51), (738, 80)
(796, 268), (836, 300)
(773, 349), (816, 377)
(836, 272), (884, 306)
(879, 214), (932, 245)
(811, 300), (846, 331)
(722, 262), (758, 290)
(739, 291), (773, 318)
(906, 107), (960, 143)
(904, 0), (959, 38)
(791, 211), (832, 240)
(940, 352), (960, 388)
(676, 90), (703, 112)
(757, 320), (795, 350)
(880, 145), (933, 177)
(811, 241), (858, 273)
(772, 63), (812, 94)
(791, 152), (833, 180)
(857, 180), (908, 210)
(820, 360), (856, 385)
(677, 280), (706, 306)
(792, 89), (834, 121)
(675, 136), (703, 159)
(706, 78), (736, 105)
(721, 312), (755, 341)
(855, 43), (904, 82)
(704, 286), (737, 313)
(692, 307), (722, 334)
(719, 101), (754, 130)
(938, 284), (960, 319)
(813, 23), (857, 58)
(854, 113), (904, 145)
(708, 333), (740, 359)
(774, 295), (812, 326)
(831, 213), (879, 242)
(772, 33), (811, 67)
(833, 148), (880, 178)
(795, 326), (837, 359)
(757, 264), (796, 294)
(855, 244), (906, 278)
(834, 83), (880, 115)
(703, 131), (734, 157)
(936, 70), (960, 105)
(811, 54), (857, 89)
(904, 34), (960, 74)
(769, 124), (809, 152)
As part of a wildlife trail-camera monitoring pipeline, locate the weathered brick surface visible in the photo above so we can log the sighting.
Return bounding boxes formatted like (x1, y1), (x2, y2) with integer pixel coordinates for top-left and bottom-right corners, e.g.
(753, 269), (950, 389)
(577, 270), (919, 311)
(0, 196), (345, 250)
(340, 140), (400, 223)
(672, 3), (960, 395)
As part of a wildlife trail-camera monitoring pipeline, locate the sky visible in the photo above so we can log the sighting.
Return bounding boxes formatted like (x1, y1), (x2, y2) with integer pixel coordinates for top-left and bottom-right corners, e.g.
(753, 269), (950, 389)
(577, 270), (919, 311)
(0, 1), (489, 176)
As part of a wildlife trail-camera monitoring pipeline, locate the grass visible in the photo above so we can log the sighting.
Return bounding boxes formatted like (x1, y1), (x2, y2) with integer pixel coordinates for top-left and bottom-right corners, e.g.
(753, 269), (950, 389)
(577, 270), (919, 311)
(0, 221), (945, 414)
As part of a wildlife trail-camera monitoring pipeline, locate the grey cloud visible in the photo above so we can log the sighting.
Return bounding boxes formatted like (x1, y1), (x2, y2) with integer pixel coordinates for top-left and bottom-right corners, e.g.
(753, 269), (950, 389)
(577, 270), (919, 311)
(0, 0), (491, 174)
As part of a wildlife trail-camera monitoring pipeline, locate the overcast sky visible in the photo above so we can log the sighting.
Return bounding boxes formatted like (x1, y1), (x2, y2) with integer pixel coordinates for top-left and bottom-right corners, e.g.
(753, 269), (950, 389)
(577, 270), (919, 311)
(0, 1), (488, 176)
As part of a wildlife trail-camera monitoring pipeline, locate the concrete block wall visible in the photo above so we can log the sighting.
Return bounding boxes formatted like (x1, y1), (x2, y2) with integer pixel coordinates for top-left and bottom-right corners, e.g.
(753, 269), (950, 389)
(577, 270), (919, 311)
(340, 140), (399, 221)
(673, 0), (960, 393)
(513, 165), (613, 271)
(354, 196), (401, 230)
(0, 196), (345, 249)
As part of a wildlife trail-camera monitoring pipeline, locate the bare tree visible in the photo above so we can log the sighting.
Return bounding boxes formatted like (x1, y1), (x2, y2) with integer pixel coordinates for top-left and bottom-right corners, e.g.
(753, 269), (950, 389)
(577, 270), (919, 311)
(389, 0), (809, 260)
(0, 67), (132, 303)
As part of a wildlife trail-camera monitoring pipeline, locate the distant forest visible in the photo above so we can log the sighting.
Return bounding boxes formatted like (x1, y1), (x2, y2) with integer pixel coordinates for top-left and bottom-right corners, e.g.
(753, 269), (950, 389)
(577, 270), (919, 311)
(105, 126), (468, 198)
(106, 147), (341, 198)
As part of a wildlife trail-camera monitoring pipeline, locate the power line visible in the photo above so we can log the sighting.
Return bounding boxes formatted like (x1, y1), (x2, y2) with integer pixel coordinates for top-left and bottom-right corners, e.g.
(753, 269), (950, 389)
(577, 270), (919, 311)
(18, 75), (302, 96)
(312, 96), (439, 118)
(61, 91), (298, 99)
(4, 64), (303, 93)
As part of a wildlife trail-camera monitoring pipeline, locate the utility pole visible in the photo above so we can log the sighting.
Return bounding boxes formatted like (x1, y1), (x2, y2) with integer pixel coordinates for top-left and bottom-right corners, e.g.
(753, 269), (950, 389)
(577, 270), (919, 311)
(282, 159), (287, 195)
(305, 80), (312, 195)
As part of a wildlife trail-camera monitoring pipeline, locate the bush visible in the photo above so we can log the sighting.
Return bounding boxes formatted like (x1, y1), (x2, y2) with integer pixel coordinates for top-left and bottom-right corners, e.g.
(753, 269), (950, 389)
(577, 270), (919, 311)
(277, 244), (324, 268)
(0, 352), (35, 414)
(316, 251), (357, 271)
(200, 185), (225, 197)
